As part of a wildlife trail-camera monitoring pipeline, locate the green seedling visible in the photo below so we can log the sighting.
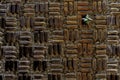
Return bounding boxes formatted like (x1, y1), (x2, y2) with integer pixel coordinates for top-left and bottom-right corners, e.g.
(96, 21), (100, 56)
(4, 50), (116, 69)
(82, 14), (93, 24)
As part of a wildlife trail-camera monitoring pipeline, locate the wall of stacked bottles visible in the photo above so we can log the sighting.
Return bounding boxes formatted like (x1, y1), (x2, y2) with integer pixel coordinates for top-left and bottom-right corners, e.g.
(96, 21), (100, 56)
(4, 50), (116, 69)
(0, 0), (120, 80)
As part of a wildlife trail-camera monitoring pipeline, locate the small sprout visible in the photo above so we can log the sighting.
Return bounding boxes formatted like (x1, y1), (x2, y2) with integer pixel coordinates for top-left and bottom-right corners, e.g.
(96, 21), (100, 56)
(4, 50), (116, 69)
(82, 14), (93, 24)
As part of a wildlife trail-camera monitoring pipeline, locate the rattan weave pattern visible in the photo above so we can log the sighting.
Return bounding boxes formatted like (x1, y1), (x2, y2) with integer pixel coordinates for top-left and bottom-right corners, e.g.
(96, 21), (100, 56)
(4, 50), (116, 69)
(0, 0), (119, 80)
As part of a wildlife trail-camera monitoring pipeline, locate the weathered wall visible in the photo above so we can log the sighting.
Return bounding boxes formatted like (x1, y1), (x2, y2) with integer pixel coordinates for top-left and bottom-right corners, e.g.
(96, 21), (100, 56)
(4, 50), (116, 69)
(0, 0), (119, 80)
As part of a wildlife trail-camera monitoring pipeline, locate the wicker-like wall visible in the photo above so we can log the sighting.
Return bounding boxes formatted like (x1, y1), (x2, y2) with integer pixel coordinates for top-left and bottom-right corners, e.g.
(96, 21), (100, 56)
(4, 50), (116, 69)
(0, 0), (119, 80)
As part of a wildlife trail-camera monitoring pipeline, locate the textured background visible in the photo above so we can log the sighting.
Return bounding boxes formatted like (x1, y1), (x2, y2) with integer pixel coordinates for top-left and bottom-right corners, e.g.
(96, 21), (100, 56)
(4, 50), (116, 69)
(0, 0), (119, 80)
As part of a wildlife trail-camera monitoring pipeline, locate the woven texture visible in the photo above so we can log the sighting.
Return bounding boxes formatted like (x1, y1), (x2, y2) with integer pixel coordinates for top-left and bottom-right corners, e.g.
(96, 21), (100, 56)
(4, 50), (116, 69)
(0, 0), (119, 80)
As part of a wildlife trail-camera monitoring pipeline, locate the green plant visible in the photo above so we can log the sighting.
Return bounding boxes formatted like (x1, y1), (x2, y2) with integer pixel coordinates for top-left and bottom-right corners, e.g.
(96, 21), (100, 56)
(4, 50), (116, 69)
(82, 14), (93, 24)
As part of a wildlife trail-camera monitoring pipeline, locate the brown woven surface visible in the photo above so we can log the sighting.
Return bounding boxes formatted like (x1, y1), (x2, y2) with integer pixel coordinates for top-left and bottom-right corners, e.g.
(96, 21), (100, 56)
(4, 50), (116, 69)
(0, 0), (119, 80)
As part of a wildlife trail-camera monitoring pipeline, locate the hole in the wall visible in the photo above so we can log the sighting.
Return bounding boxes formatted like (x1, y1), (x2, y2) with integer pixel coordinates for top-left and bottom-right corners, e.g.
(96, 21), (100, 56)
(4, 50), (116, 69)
(115, 75), (119, 80)
(0, 18), (5, 28)
(108, 75), (119, 80)
(5, 61), (17, 72)
(5, 61), (13, 71)
(0, 75), (3, 80)
(42, 61), (47, 71)
(48, 45), (53, 55)
(82, 15), (87, 25)
(57, 43), (62, 55)
(33, 61), (40, 71)
(48, 74), (52, 80)
(52, 74), (56, 80)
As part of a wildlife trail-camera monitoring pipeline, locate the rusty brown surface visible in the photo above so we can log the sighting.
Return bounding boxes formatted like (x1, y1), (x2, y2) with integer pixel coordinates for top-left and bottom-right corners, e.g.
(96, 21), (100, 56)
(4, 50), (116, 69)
(0, 0), (120, 80)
